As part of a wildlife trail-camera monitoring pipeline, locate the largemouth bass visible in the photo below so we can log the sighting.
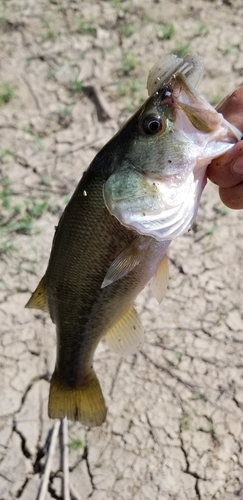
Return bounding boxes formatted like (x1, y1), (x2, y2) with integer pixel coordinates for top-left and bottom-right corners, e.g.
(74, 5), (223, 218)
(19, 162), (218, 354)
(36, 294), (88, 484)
(26, 54), (241, 426)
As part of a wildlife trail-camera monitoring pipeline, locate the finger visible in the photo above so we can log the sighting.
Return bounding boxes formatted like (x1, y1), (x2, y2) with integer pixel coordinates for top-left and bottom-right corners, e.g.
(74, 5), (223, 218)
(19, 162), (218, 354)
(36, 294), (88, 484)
(219, 182), (243, 209)
(207, 141), (243, 187)
(208, 84), (243, 186)
(216, 84), (243, 129)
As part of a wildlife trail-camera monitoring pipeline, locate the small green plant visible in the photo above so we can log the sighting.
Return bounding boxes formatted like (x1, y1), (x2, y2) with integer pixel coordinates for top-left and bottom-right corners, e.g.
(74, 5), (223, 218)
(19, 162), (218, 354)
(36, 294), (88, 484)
(116, 78), (143, 97)
(120, 52), (137, 75)
(95, 461), (104, 468)
(23, 125), (43, 150)
(60, 106), (72, 117)
(0, 147), (13, 163)
(42, 18), (58, 40)
(198, 423), (217, 439)
(77, 19), (95, 35)
(180, 413), (190, 432)
(116, 78), (146, 113)
(221, 43), (240, 55)
(0, 82), (14, 106)
(174, 43), (191, 58)
(0, 238), (15, 254)
(173, 349), (182, 364)
(216, 205), (228, 216)
(196, 21), (209, 36)
(206, 225), (217, 235)
(58, 106), (72, 127)
(68, 438), (84, 451)
(71, 77), (83, 94)
(209, 94), (222, 106)
(157, 23), (175, 40)
(110, 0), (132, 11)
(119, 24), (134, 37)
(0, 175), (50, 242)
(0, 176), (13, 209)
(196, 391), (207, 402)
(209, 425), (217, 439)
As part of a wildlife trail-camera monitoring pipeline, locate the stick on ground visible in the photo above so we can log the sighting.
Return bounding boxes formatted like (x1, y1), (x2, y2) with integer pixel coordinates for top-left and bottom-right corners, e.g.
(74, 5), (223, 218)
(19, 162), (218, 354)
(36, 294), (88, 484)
(62, 417), (71, 500)
(38, 420), (61, 500)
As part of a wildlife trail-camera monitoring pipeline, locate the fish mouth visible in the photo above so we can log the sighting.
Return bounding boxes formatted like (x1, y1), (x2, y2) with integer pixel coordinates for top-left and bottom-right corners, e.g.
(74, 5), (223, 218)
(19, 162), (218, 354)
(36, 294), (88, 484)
(168, 72), (241, 142)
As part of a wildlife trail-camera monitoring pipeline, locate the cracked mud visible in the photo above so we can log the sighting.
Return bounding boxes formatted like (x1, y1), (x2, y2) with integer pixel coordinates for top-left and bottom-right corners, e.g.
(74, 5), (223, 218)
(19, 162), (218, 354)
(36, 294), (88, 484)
(1, 1), (243, 499)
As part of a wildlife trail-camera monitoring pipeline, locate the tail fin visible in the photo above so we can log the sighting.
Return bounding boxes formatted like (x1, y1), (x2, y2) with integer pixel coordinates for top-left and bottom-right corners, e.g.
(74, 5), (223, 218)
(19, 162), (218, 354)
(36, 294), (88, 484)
(48, 369), (107, 427)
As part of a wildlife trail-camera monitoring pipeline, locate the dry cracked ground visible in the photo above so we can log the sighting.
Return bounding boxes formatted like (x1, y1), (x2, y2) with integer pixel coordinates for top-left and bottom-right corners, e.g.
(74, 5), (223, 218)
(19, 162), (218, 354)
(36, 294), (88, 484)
(1, 1), (243, 499)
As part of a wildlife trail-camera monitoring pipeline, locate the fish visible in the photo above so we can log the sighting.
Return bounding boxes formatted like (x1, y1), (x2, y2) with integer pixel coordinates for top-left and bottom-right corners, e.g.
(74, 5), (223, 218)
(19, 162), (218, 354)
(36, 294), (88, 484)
(26, 54), (242, 427)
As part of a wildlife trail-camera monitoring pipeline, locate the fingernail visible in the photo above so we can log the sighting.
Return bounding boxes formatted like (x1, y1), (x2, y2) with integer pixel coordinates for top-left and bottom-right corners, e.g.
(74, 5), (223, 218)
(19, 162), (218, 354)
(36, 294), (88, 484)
(232, 155), (243, 174)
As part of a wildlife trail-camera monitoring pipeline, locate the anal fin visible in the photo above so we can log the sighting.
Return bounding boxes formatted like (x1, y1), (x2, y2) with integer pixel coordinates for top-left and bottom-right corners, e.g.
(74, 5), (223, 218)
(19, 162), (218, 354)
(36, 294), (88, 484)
(25, 275), (48, 312)
(105, 306), (144, 356)
(48, 369), (107, 427)
(150, 254), (169, 304)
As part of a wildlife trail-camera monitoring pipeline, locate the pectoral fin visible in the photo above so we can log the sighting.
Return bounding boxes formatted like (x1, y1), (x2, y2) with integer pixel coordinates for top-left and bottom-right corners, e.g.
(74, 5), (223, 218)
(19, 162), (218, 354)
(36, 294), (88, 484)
(101, 236), (150, 288)
(105, 306), (144, 356)
(25, 276), (48, 312)
(150, 254), (169, 303)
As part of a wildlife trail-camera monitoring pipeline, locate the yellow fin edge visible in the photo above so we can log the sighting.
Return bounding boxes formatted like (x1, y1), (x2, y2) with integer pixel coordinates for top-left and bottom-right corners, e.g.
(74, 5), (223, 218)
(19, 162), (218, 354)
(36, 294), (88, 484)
(25, 276), (48, 312)
(105, 305), (144, 357)
(48, 369), (107, 427)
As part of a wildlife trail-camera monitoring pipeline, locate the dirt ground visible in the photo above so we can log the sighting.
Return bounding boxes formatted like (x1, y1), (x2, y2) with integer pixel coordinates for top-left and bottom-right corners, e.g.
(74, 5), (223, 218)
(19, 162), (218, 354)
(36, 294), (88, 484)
(1, 1), (243, 499)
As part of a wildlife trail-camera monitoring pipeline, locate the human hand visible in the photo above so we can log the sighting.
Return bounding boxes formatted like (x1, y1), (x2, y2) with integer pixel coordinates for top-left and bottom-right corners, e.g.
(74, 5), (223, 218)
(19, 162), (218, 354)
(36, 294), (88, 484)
(207, 85), (243, 209)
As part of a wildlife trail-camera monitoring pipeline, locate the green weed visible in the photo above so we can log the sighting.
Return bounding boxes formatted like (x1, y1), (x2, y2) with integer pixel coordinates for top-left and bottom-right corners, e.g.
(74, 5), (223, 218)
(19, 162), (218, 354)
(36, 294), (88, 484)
(209, 95), (222, 106)
(174, 43), (191, 58)
(42, 18), (59, 40)
(195, 21), (209, 36)
(58, 106), (72, 127)
(109, 0), (133, 11)
(71, 77), (83, 94)
(119, 24), (134, 37)
(95, 462), (104, 468)
(116, 78), (143, 97)
(206, 225), (217, 235)
(196, 391), (207, 402)
(216, 205), (228, 216)
(68, 438), (85, 451)
(0, 82), (14, 106)
(157, 23), (175, 41)
(0, 147), (13, 163)
(120, 53), (137, 75)
(77, 19), (95, 35)
(0, 238), (15, 254)
(0, 176), (13, 209)
(173, 349), (182, 364)
(0, 175), (50, 244)
(23, 125), (43, 150)
(180, 413), (190, 431)
(221, 43), (240, 55)
(198, 423), (217, 439)
(60, 106), (72, 117)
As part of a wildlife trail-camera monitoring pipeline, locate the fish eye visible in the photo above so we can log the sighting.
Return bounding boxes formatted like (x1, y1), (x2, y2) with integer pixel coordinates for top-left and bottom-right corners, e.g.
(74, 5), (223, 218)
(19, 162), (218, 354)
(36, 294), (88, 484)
(140, 115), (164, 135)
